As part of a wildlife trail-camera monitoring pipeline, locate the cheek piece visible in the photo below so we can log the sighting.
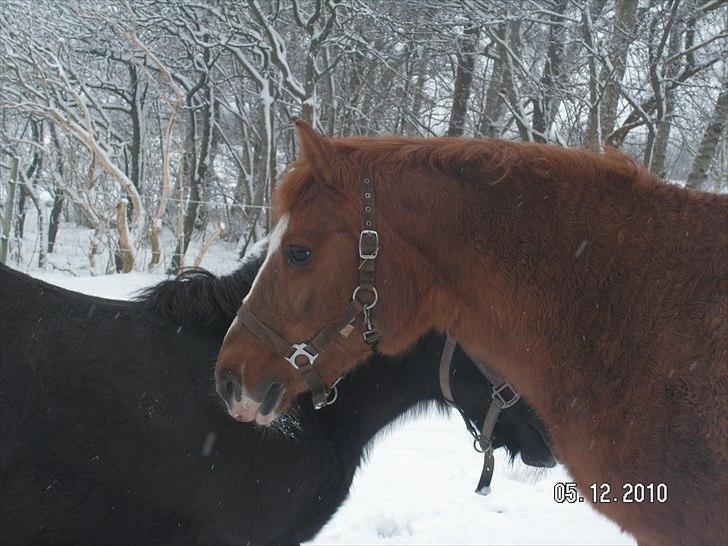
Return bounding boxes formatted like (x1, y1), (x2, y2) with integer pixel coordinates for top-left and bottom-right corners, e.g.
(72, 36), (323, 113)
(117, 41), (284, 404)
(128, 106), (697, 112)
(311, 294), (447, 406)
(236, 176), (381, 409)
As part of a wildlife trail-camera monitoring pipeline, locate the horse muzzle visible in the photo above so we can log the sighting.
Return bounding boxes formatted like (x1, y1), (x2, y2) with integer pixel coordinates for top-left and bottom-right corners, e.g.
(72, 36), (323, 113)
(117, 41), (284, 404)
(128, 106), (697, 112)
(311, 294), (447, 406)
(215, 369), (286, 425)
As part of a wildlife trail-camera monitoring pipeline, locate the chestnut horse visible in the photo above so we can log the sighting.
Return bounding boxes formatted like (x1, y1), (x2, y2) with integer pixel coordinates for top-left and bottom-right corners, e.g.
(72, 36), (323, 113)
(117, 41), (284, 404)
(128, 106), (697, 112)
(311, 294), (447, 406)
(216, 119), (727, 545)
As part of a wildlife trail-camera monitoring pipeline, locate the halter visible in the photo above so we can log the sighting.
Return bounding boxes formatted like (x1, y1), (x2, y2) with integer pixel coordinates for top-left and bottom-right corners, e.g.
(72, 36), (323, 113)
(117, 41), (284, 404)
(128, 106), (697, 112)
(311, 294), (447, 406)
(438, 332), (523, 495)
(237, 177), (551, 493)
(236, 177), (381, 409)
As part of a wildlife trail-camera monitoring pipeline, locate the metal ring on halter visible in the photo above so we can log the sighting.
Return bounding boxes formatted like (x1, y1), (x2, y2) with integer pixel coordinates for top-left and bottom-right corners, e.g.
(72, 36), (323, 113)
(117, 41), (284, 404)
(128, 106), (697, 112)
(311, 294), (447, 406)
(352, 285), (378, 308)
(474, 436), (495, 454)
(325, 386), (338, 405)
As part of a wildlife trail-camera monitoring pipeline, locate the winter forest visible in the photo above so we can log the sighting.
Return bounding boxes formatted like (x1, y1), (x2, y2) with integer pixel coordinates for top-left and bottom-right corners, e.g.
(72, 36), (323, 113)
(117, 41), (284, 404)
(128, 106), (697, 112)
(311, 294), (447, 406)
(1, 0), (726, 275)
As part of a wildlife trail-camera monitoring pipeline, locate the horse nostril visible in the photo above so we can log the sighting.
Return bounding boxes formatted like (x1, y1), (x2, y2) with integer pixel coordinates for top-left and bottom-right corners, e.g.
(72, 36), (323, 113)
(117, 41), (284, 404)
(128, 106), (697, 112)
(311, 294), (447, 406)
(259, 382), (284, 416)
(215, 369), (242, 409)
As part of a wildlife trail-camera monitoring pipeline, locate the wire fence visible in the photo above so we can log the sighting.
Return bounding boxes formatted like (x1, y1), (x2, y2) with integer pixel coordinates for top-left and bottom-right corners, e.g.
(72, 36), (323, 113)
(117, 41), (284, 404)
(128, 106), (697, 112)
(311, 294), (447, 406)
(159, 197), (271, 210)
(39, 194), (272, 212)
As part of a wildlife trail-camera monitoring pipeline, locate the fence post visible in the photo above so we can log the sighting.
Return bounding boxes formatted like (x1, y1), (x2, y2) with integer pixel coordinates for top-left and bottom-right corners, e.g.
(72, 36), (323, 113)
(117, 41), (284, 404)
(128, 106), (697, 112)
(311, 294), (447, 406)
(0, 157), (20, 265)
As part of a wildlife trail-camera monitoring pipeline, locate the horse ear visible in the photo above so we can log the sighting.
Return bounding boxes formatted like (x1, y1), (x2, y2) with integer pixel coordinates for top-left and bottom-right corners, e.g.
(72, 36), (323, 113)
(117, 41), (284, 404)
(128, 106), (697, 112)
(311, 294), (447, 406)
(292, 117), (339, 185)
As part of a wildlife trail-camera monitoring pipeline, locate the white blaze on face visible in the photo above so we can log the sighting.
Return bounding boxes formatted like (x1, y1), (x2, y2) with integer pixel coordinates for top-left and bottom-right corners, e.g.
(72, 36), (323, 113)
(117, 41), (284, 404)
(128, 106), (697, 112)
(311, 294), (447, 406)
(242, 212), (290, 305)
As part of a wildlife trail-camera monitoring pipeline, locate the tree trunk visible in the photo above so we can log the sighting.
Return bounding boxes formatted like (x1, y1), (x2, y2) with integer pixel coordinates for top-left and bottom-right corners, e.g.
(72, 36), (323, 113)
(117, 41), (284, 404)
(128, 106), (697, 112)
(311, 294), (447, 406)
(47, 184), (64, 254)
(501, 18), (531, 142)
(447, 22), (479, 137)
(237, 208), (261, 260)
(199, 92), (221, 229)
(250, 80), (276, 233)
(403, 47), (430, 136)
(395, 46), (415, 135)
(147, 109), (176, 271)
(168, 102), (199, 273)
(686, 79), (728, 190)
(15, 120), (43, 240)
(650, 11), (685, 177)
(127, 64), (146, 222)
(48, 124), (66, 254)
(21, 173), (47, 269)
(585, 0), (632, 150)
(650, 91), (676, 177)
(322, 46), (337, 135)
(89, 226), (102, 274)
(301, 53), (316, 126)
(532, 0), (569, 143)
(478, 23), (508, 138)
(340, 49), (367, 136)
(0, 157), (20, 265)
(115, 200), (134, 273)
(265, 129), (277, 232)
(192, 221), (224, 267)
(601, 0), (638, 137)
(582, 5), (601, 151)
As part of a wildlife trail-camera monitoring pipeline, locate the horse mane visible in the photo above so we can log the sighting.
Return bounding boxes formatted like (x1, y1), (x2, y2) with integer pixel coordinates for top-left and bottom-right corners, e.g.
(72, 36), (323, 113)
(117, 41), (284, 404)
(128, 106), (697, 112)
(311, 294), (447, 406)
(137, 247), (266, 325)
(276, 136), (655, 215)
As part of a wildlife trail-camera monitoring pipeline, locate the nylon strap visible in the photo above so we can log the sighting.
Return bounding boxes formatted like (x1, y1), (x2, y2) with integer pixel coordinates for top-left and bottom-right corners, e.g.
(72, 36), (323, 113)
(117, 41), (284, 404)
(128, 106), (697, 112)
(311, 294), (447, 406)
(299, 363), (329, 409)
(310, 300), (364, 350)
(237, 307), (291, 358)
(438, 334), (458, 403)
(438, 332), (521, 496)
(359, 177), (378, 287)
(358, 177), (381, 343)
(238, 302), (363, 407)
(460, 345), (520, 494)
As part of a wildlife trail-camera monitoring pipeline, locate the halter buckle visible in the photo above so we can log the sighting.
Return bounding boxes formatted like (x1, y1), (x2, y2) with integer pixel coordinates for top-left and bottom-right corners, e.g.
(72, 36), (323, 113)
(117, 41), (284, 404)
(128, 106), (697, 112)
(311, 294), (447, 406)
(359, 229), (379, 259)
(493, 382), (520, 408)
(363, 328), (381, 344)
(285, 343), (318, 370)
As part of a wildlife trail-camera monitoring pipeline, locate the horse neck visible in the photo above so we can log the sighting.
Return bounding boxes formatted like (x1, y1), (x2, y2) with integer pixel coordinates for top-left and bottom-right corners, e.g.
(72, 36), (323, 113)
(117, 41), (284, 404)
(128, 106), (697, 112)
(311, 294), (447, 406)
(381, 158), (689, 437)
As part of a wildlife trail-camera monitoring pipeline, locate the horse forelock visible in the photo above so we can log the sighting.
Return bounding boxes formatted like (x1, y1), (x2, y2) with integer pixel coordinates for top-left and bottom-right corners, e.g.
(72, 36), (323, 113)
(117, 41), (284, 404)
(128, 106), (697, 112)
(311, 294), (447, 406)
(275, 161), (317, 217)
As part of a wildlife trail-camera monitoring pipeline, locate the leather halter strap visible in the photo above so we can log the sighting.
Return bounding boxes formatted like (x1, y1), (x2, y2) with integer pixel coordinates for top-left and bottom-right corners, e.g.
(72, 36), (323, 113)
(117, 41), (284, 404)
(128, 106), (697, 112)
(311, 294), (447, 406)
(237, 302), (363, 408)
(357, 176), (381, 343)
(439, 332), (521, 495)
(236, 176), (381, 409)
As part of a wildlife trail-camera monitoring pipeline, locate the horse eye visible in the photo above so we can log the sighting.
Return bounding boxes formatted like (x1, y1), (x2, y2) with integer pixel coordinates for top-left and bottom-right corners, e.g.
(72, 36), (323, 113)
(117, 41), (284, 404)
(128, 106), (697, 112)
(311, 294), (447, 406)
(286, 245), (312, 265)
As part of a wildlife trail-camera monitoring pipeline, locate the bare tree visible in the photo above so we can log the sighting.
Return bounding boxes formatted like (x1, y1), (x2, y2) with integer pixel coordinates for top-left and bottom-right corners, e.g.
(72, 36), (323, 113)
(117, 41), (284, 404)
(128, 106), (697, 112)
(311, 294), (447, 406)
(2, 0), (725, 275)
(447, 21), (479, 137)
(687, 78), (728, 190)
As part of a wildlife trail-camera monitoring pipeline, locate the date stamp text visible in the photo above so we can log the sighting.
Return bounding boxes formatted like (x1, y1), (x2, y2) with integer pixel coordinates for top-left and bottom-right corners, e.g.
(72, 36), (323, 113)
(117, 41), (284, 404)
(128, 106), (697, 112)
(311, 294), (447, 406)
(553, 482), (668, 504)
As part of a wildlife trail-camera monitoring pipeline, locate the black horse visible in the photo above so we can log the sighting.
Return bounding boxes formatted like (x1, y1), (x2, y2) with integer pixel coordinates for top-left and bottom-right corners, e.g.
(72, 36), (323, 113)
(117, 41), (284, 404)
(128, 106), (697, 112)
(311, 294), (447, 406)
(0, 255), (553, 545)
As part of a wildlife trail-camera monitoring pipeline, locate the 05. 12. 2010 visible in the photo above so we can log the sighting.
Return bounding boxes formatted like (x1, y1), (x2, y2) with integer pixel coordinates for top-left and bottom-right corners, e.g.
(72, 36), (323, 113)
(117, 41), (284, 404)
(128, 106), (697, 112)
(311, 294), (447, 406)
(554, 482), (668, 504)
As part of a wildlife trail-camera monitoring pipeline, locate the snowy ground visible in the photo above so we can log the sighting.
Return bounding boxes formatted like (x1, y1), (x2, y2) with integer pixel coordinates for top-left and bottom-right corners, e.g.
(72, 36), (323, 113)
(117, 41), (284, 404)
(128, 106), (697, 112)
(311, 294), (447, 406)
(15, 263), (635, 545)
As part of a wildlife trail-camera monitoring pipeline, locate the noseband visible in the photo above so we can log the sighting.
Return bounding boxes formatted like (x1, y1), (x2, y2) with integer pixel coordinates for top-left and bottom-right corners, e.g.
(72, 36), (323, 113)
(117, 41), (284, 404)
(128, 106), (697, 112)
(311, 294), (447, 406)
(236, 177), (381, 409)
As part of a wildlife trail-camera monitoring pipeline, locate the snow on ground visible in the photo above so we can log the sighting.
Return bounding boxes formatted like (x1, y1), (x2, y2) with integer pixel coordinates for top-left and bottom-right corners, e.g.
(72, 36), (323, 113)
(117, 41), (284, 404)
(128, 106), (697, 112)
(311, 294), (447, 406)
(7, 219), (244, 279)
(309, 416), (633, 545)
(31, 270), (163, 300)
(18, 268), (635, 546)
